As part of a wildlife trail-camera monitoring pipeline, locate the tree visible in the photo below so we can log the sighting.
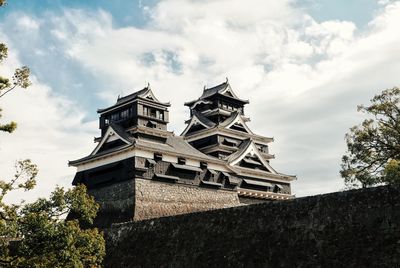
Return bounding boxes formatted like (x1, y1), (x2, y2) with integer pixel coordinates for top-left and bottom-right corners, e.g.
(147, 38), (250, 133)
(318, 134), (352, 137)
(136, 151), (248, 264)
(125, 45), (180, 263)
(0, 1), (31, 133)
(341, 87), (400, 188)
(0, 160), (105, 267)
(0, 1), (105, 266)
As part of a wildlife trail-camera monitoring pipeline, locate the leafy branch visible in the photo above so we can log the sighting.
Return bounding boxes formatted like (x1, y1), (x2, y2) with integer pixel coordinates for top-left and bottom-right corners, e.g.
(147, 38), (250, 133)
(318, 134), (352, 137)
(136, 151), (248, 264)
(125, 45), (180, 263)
(341, 87), (400, 188)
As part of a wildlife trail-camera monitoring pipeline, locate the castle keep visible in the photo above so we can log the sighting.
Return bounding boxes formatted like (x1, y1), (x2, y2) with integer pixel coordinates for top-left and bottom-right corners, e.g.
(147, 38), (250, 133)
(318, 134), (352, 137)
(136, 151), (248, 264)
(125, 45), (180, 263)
(69, 80), (295, 225)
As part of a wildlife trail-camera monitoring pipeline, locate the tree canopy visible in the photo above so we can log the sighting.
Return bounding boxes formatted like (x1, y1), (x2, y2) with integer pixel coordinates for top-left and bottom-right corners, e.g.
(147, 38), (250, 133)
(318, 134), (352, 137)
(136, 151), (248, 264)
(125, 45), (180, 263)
(0, 160), (105, 267)
(341, 87), (400, 188)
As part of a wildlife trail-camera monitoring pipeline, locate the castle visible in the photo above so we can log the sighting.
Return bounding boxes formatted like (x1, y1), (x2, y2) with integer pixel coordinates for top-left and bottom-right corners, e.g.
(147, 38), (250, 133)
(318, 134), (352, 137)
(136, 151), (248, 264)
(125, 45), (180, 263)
(69, 80), (295, 226)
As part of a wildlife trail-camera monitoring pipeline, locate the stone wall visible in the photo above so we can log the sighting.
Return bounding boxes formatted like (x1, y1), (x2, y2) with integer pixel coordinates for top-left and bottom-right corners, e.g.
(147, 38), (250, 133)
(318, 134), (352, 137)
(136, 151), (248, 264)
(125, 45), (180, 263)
(88, 179), (135, 228)
(88, 178), (240, 226)
(104, 185), (400, 267)
(134, 178), (240, 221)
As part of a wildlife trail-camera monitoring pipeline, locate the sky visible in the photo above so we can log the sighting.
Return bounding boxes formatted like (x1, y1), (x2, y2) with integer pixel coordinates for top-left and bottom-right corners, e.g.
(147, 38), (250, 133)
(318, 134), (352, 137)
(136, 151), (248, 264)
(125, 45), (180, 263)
(0, 0), (399, 203)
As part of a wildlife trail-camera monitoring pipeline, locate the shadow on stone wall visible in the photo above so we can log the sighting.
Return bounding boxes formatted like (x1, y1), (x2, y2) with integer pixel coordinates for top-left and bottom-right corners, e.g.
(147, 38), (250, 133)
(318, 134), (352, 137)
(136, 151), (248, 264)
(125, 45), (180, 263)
(104, 185), (400, 267)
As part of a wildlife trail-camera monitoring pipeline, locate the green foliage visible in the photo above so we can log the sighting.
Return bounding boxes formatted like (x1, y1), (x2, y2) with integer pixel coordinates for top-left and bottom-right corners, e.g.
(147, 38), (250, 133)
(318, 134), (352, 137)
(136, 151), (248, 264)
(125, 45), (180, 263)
(0, 40), (32, 133)
(341, 87), (400, 188)
(0, 160), (105, 267)
(383, 159), (400, 185)
(0, 43), (8, 62)
(0, 108), (17, 132)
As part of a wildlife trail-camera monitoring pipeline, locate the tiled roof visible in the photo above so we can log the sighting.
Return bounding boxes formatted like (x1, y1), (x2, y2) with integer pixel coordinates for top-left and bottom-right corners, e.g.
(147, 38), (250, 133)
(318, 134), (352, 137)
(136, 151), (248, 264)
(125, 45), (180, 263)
(97, 87), (170, 113)
(192, 110), (216, 128)
(109, 122), (135, 142)
(224, 138), (252, 162)
(185, 81), (249, 106)
(70, 124), (219, 166)
(219, 111), (240, 127)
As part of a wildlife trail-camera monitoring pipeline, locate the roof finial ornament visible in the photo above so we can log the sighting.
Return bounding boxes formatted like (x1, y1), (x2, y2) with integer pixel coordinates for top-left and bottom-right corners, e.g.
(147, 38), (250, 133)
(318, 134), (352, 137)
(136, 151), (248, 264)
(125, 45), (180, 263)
(226, 77), (229, 84)
(147, 82), (150, 89)
(203, 85), (206, 90)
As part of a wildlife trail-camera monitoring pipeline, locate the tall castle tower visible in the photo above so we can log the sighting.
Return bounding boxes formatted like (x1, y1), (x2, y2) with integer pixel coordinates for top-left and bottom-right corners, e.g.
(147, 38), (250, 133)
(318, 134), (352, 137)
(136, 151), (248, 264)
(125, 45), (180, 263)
(69, 82), (295, 227)
(181, 79), (295, 202)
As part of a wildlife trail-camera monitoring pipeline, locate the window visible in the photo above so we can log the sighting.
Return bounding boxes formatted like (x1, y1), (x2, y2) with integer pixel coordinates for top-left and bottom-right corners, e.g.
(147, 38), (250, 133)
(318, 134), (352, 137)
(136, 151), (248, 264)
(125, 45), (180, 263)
(154, 153), (162, 161)
(144, 106), (162, 120)
(200, 162), (208, 169)
(120, 109), (129, 119)
(146, 121), (157, 128)
(178, 157), (186, 165)
(111, 113), (119, 121)
(158, 111), (164, 120)
(105, 118), (109, 126)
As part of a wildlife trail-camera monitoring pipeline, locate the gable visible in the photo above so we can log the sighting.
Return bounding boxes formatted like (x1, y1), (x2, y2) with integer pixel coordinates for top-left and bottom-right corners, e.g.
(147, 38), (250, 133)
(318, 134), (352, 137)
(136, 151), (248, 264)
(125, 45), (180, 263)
(237, 153), (270, 172)
(186, 123), (207, 135)
(223, 90), (234, 98)
(228, 141), (277, 174)
(91, 126), (132, 155)
(140, 88), (162, 103)
(223, 112), (253, 134)
(230, 122), (249, 133)
(181, 115), (213, 136)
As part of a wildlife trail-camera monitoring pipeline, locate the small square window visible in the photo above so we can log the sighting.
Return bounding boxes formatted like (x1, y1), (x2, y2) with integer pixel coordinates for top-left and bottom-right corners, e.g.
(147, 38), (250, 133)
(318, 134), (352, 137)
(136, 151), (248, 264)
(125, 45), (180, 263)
(178, 157), (186, 165)
(154, 153), (162, 161)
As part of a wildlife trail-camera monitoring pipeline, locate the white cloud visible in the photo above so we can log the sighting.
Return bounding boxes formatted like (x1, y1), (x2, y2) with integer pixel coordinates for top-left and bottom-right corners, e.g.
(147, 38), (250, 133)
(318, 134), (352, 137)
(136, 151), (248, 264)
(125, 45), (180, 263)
(16, 15), (40, 31)
(1, 0), (400, 201)
(0, 35), (96, 203)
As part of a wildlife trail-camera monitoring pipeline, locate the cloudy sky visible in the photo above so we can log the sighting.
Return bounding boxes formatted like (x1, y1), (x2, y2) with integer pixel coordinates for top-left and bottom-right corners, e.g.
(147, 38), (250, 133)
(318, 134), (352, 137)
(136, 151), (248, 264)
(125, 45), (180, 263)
(1, 0), (399, 203)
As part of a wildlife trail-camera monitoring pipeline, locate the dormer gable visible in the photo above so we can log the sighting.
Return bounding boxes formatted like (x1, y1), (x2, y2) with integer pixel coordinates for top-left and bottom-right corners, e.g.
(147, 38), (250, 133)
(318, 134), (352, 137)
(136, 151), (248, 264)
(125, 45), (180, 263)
(220, 111), (253, 134)
(181, 111), (216, 136)
(226, 139), (277, 174)
(91, 124), (133, 156)
(138, 87), (169, 105)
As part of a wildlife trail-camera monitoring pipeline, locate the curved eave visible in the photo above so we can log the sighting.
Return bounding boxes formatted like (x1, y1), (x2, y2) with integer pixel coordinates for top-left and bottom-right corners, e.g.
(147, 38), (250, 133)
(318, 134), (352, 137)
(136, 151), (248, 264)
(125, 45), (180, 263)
(185, 95), (249, 107)
(230, 166), (296, 182)
(190, 100), (212, 109)
(69, 139), (227, 168)
(184, 99), (198, 107)
(216, 92), (249, 104)
(68, 144), (133, 167)
(183, 127), (274, 145)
